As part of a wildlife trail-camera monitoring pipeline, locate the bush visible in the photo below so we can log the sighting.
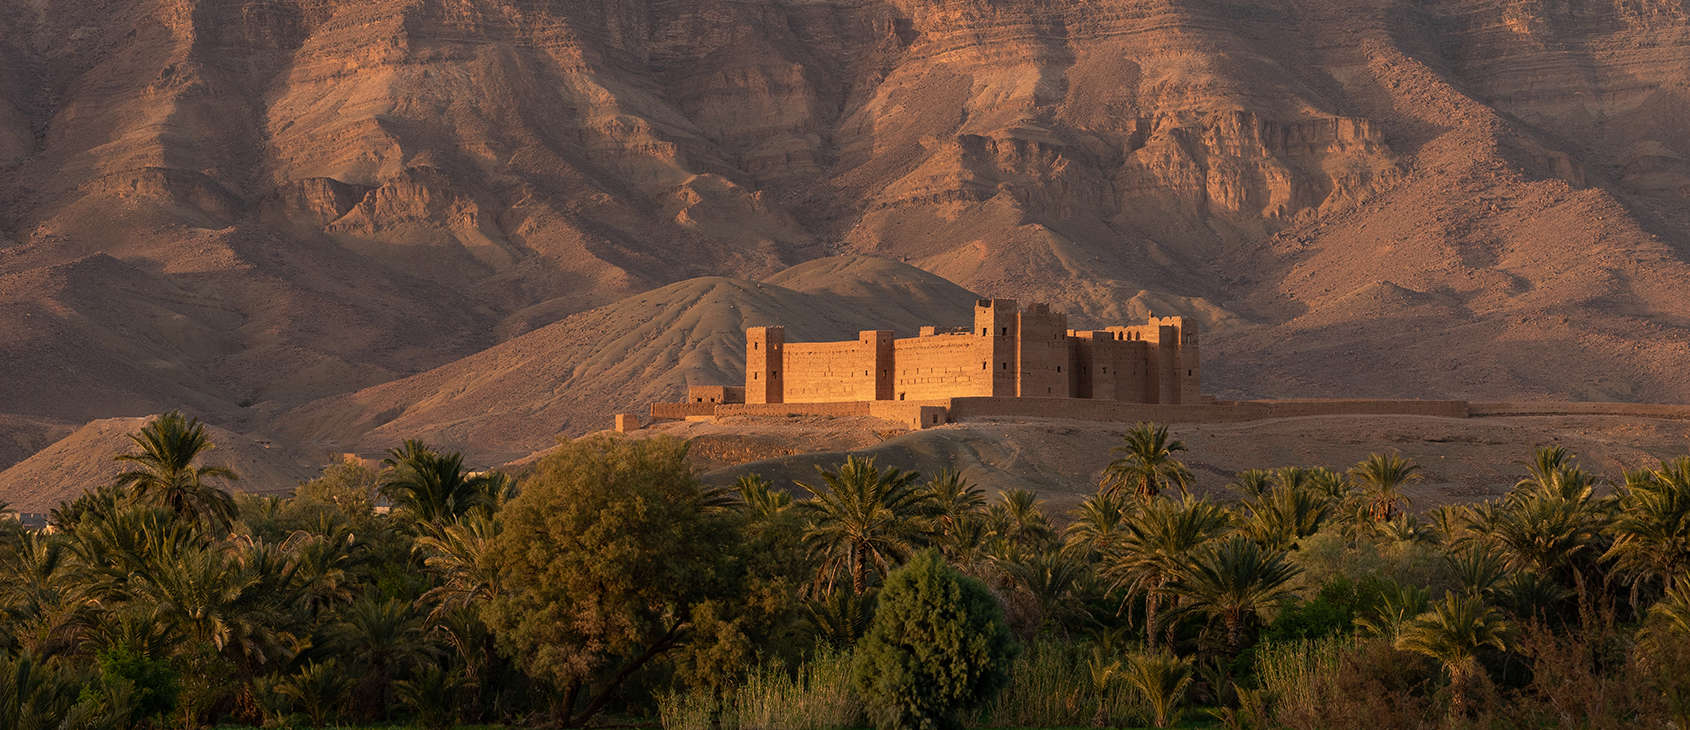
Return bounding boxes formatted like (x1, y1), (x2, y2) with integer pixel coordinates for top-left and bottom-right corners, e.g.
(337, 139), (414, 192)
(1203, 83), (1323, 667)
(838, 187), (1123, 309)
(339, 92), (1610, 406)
(852, 551), (1016, 730)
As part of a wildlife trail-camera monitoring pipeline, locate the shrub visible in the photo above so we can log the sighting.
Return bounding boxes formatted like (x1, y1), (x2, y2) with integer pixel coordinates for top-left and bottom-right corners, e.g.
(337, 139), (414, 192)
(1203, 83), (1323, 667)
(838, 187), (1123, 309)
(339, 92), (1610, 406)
(852, 551), (1016, 730)
(1117, 651), (1192, 729)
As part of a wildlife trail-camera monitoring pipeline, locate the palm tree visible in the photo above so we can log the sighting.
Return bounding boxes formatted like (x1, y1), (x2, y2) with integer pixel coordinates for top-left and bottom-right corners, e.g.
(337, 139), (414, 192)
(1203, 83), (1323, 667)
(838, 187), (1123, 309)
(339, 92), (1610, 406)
(1063, 492), (1129, 558)
(1394, 593), (1512, 719)
(379, 441), (499, 524)
(1168, 535), (1301, 653)
(987, 488), (1056, 555)
(1446, 545), (1508, 598)
(921, 468), (986, 547)
(797, 456), (930, 594)
(1003, 552), (1091, 636)
(1101, 422), (1193, 499)
(1604, 458), (1690, 600)
(1491, 479), (1606, 582)
(802, 588), (877, 648)
(1355, 582), (1430, 642)
(413, 515), (501, 621)
(275, 659), (350, 728)
(1103, 496), (1231, 649)
(1348, 452), (1421, 522)
(115, 411), (238, 531)
(1118, 651), (1193, 729)
(732, 474), (792, 522)
(1237, 483), (1331, 551)
(1226, 469), (1274, 498)
(332, 596), (426, 720)
(1644, 578), (1690, 639)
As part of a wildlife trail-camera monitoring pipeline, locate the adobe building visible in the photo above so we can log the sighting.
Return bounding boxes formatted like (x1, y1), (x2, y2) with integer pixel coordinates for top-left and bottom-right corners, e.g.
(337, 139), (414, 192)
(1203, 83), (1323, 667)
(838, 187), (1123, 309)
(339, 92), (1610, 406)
(635, 298), (1474, 431)
(743, 298), (1201, 405)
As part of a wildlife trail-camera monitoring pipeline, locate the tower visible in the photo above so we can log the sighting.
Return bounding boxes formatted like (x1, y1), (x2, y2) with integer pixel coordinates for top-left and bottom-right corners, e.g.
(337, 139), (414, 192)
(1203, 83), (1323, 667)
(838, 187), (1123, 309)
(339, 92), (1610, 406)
(974, 299), (1019, 397)
(745, 326), (784, 404)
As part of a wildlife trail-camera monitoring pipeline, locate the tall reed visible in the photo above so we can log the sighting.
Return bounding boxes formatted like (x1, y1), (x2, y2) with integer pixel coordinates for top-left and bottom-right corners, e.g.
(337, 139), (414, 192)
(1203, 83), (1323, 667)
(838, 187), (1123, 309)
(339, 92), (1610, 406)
(659, 647), (861, 730)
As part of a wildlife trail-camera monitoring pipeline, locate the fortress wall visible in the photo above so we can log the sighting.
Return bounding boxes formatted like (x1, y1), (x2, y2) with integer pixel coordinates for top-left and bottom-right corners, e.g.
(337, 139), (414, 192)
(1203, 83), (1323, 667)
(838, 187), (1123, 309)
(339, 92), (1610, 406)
(1017, 304), (1071, 398)
(716, 402), (874, 418)
(892, 334), (994, 400)
(783, 336), (887, 403)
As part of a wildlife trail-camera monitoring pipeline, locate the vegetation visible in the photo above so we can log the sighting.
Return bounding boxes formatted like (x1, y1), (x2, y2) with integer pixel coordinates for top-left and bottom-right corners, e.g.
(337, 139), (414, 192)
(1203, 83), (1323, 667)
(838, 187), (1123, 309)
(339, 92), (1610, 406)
(852, 551), (1015, 729)
(5, 415), (1690, 729)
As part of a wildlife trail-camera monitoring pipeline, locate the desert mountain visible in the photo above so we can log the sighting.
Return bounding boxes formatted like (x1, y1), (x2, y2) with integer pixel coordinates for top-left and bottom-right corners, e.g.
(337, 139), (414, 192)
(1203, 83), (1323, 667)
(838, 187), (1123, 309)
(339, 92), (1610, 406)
(275, 256), (976, 464)
(4, 0), (1690, 479)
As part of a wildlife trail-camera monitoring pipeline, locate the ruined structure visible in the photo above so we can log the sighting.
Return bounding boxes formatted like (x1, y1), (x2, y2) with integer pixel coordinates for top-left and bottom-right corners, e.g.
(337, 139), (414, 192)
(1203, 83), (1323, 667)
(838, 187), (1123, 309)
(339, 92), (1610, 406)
(743, 299), (1201, 405)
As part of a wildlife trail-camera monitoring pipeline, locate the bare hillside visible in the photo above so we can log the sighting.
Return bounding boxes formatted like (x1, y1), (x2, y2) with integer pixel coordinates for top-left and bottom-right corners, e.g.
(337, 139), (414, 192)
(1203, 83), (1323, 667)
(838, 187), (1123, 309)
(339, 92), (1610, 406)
(3, 0), (1690, 479)
(274, 256), (977, 463)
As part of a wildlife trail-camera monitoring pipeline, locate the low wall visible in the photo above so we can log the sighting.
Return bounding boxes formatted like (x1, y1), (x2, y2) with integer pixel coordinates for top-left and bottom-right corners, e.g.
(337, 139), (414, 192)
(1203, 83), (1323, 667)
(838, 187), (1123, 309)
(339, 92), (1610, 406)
(651, 396), (1690, 431)
(715, 402), (874, 418)
(867, 401), (951, 429)
(650, 402), (718, 420)
(1470, 401), (1690, 420)
(945, 397), (1471, 424)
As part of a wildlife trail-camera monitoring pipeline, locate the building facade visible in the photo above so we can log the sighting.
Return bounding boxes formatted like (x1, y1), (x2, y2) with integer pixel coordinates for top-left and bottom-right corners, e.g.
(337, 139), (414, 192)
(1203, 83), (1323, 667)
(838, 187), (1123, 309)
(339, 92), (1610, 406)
(742, 299), (1200, 405)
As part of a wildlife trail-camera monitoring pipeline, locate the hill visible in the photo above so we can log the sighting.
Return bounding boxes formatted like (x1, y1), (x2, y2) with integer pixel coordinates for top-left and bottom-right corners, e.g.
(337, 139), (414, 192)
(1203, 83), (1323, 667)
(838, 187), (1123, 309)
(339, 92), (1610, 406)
(274, 256), (978, 464)
(0, 416), (319, 513)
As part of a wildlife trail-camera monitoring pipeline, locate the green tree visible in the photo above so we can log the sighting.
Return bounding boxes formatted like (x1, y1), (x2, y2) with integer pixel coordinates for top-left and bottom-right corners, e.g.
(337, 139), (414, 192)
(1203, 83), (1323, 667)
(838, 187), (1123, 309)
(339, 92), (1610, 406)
(114, 412), (238, 532)
(1101, 422), (1193, 499)
(482, 436), (743, 727)
(1169, 535), (1300, 653)
(379, 441), (502, 525)
(921, 469), (986, 551)
(1348, 452), (1421, 523)
(1605, 458), (1690, 600)
(1063, 491), (1128, 559)
(1104, 496), (1230, 649)
(852, 551), (1016, 730)
(798, 456), (930, 595)
(1394, 593), (1512, 719)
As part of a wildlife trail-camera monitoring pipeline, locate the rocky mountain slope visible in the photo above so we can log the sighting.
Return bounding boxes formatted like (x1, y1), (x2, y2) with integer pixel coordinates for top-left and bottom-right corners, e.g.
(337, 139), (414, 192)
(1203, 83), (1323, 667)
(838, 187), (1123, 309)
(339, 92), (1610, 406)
(4, 0), (1690, 483)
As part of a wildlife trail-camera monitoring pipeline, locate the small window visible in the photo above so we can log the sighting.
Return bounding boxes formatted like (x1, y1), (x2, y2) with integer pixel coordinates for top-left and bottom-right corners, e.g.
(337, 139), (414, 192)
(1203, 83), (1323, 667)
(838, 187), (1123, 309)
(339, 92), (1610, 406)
(754, 342), (759, 350)
(981, 361), (987, 370)
(1047, 387), (1052, 394)
(1001, 362), (1007, 370)
(772, 370), (779, 378)
(1056, 366), (1062, 373)
(753, 372), (759, 380)
(1188, 369), (1193, 376)
(1001, 327), (1008, 335)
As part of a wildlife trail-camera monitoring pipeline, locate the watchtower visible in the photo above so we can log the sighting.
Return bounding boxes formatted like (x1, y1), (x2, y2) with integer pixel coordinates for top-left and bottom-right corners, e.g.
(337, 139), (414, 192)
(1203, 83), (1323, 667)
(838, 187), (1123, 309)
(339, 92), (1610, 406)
(745, 326), (784, 404)
(974, 299), (1019, 396)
